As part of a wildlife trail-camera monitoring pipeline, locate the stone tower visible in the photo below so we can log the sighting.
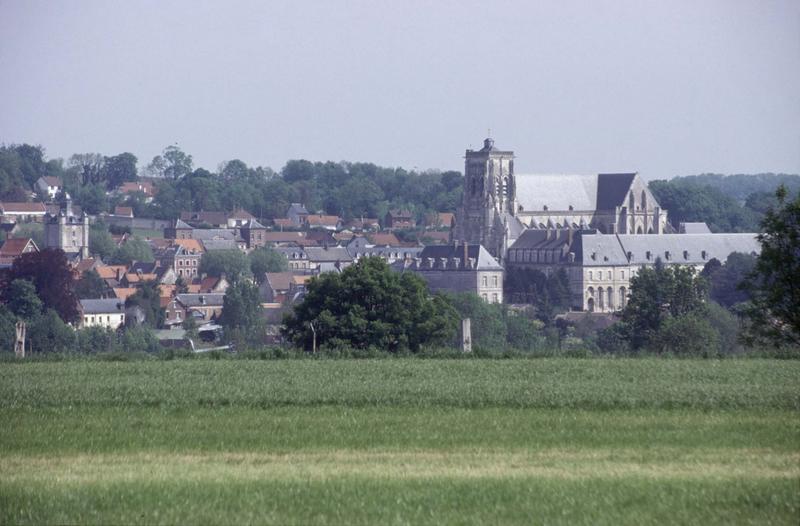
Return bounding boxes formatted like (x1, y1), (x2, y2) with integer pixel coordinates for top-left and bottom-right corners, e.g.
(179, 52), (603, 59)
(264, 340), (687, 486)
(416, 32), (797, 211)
(44, 198), (90, 259)
(455, 138), (515, 259)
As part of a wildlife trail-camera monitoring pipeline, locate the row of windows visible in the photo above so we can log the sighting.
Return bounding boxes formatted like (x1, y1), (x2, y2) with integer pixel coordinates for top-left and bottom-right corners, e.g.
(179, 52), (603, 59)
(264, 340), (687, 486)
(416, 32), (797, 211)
(86, 314), (124, 324)
(480, 275), (500, 287)
(177, 268), (198, 277)
(480, 293), (500, 303)
(508, 249), (558, 263)
(586, 286), (627, 311)
(177, 259), (198, 267)
(587, 270), (625, 281)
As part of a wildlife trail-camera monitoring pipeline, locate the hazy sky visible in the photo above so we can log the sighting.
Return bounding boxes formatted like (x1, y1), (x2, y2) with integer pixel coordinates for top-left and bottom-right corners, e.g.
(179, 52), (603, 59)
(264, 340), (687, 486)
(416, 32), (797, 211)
(1, 0), (798, 179)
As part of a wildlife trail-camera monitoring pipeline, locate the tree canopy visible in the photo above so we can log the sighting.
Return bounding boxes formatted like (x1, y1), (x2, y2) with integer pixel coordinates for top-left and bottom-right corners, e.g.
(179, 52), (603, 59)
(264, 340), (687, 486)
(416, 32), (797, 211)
(283, 257), (458, 352)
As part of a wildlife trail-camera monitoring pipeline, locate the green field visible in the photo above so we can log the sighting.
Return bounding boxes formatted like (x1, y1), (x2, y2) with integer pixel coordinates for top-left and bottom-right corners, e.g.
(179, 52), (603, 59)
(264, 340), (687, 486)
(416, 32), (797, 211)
(1, 359), (798, 524)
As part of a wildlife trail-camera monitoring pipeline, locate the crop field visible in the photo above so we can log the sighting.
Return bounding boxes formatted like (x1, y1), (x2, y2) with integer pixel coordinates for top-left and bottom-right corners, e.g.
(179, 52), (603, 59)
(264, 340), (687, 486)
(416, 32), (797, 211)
(1, 359), (798, 525)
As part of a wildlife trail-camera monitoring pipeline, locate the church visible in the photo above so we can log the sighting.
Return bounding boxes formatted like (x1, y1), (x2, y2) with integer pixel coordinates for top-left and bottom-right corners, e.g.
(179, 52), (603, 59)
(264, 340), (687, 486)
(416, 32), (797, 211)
(454, 138), (759, 312)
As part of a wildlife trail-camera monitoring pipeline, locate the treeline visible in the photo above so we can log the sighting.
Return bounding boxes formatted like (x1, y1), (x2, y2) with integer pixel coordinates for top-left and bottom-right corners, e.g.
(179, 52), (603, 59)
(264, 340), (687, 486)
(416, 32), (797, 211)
(649, 173), (800, 233)
(0, 144), (463, 223)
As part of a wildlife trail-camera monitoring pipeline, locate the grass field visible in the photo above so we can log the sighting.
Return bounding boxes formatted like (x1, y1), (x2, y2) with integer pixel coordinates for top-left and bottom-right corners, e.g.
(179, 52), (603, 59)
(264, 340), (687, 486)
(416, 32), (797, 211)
(1, 359), (798, 524)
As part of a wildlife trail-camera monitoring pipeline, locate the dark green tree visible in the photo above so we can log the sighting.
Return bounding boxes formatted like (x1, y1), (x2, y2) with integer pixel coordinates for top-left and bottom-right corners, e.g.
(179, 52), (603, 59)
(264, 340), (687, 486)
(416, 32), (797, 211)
(111, 236), (154, 264)
(283, 257), (458, 352)
(1, 249), (79, 324)
(76, 326), (118, 354)
(102, 152), (138, 189)
(621, 259), (708, 351)
(125, 280), (164, 329)
(6, 279), (42, 320)
(0, 305), (16, 352)
(701, 253), (757, 309)
(248, 247), (288, 283)
(219, 280), (264, 346)
(75, 269), (108, 299)
(28, 309), (75, 353)
(89, 223), (117, 260)
(741, 186), (800, 346)
(200, 249), (251, 282)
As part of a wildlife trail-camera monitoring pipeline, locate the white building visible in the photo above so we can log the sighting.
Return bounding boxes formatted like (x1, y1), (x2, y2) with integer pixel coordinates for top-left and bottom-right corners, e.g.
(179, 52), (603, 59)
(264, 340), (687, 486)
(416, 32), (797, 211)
(80, 299), (126, 330)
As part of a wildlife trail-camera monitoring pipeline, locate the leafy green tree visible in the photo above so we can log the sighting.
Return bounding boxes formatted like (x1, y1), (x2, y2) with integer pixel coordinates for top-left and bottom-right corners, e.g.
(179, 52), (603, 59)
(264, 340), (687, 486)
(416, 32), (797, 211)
(71, 183), (108, 214)
(200, 249), (250, 282)
(248, 247), (288, 283)
(76, 326), (118, 354)
(741, 186), (800, 346)
(651, 315), (719, 356)
(0, 305), (16, 352)
(283, 257), (458, 352)
(701, 253), (757, 309)
(111, 236), (154, 264)
(89, 223), (117, 260)
(28, 309), (75, 353)
(621, 259), (708, 351)
(125, 280), (164, 329)
(6, 279), (42, 320)
(2, 249), (80, 324)
(706, 301), (742, 355)
(120, 326), (161, 353)
(68, 153), (105, 186)
(219, 280), (264, 346)
(75, 269), (108, 299)
(102, 152), (138, 189)
(446, 292), (506, 349)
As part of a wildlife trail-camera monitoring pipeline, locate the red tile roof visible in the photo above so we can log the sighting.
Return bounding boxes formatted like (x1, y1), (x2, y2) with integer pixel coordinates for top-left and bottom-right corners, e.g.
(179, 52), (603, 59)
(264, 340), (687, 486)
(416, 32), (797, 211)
(0, 237), (38, 257)
(0, 202), (47, 214)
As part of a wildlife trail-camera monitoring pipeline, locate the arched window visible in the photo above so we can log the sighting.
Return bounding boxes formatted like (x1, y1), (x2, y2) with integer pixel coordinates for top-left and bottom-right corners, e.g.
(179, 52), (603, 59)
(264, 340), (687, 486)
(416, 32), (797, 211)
(619, 287), (627, 308)
(629, 192), (635, 211)
(607, 287), (614, 309)
(641, 190), (647, 210)
(598, 288), (605, 310)
(587, 297), (595, 312)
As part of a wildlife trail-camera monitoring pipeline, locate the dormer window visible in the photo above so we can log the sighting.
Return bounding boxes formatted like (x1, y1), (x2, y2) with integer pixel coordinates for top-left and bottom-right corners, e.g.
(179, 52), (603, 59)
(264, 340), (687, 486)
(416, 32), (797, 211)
(543, 205), (548, 211)
(683, 250), (689, 260)
(646, 251), (651, 260)
(568, 205), (574, 211)
(701, 250), (707, 260)
(665, 251), (671, 260)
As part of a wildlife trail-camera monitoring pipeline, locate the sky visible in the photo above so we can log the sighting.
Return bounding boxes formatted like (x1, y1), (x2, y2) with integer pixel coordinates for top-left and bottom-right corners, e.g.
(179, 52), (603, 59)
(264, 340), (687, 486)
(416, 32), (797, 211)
(0, 0), (798, 180)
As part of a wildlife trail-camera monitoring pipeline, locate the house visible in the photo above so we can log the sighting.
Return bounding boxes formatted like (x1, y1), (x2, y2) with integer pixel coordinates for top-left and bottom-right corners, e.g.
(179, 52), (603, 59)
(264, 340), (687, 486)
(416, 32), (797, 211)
(344, 217), (380, 231)
(260, 272), (310, 303)
(157, 244), (202, 280)
(0, 237), (39, 267)
(198, 275), (229, 294)
(261, 231), (307, 245)
(286, 203), (309, 226)
(384, 209), (415, 230)
(366, 232), (401, 246)
(175, 293), (225, 323)
(180, 211), (229, 228)
(306, 214), (342, 231)
(164, 219), (194, 239)
(227, 209), (255, 228)
(425, 212), (455, 229)
(239, 219), (268, 249)
(113, 206), (134, 218)
(272, 246), (310, 271)
(394, 242), (505, 303)
(0, 202), (47, 223)
(79, 299), (126, 330)
(117, 181), (156, 201)
(35, 176), (63, 200)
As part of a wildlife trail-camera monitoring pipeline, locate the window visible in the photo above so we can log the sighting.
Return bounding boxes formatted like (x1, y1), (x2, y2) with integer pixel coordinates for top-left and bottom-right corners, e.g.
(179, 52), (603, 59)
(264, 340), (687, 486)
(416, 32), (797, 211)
(482, 276), (488, 287)
(492, 293), (499, 303)
(492, 275), (498, 287)
(588, 271), (593, 280)
(607, 271), (612, 279)
(481, 294), (488, 301)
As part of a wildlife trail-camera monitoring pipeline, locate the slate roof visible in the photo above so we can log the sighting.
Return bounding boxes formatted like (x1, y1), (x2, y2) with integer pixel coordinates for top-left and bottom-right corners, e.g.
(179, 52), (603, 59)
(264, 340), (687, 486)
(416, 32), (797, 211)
(80, 298), (125, 314)
(515, 173), (638, 212)
(418, 244), (503, 271)
(191, 229), (235, 241)
(180, 211), (228, 225)
(304, 246), (353, 262)
(176, 293), (225, 307)
(265, 272), (293, 292)
(201, 239), (238, 251)
(679, 222), (712, 234)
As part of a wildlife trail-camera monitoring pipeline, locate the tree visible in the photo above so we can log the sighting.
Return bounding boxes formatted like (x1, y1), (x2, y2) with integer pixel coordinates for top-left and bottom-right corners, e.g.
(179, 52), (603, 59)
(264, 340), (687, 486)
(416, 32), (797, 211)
(741, 186), (800, 346)
(283, 257), (458, 352)
(6, 279), (42, 320)
(68, 153), (105, 186)
(447, 292), (506, 350)
(102, 153), (138, 189)
(125, 280), (164, 329)
(200, 250), (250, 282)
(701, 253), (757, 309)
(219, 280), (264, 346)
(75, 269), (108, 299)
(1, 249), (79, 324)
(76, 326), (118, 354)
(621, 259), (708, 351)
(651, 315), (719, 356)
(248, 247), (288, 283)
(111, 236), (154, 264)
(89, 223), (117, 260)
(0, 305), (16, 352)
(28, 309), (75, 353)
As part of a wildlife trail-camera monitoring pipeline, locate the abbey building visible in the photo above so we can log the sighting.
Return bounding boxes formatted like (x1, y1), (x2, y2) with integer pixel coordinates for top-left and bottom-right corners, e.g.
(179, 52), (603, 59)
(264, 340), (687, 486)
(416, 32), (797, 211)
(454, 138), (759, 312)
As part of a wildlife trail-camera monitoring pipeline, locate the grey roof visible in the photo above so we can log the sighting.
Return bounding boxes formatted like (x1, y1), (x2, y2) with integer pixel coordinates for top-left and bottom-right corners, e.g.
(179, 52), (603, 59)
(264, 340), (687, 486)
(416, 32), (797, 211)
(173, 219), (192, 229)
(81, 298), (125, 314)
(515, 173), (637, 212)
(287, 203), (309, 215)
(273, 246), (307, 259)
(242, 218), (266, 229)
(176, 293), (225, 307)
(304, 246), (353, 262)
(191, 229), (235, 241)
(679, 222), (712, 234)
(201, 239), (238, 251)
(616, 233), (760, 266)
(574, 233), (629, 266)
(349, 246), (424, 259)
(418, 244), (503, 271)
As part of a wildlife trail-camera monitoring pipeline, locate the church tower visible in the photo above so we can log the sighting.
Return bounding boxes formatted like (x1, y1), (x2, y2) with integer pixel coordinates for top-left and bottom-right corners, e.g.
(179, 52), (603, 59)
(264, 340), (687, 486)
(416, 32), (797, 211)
(455, 137), (515, 259)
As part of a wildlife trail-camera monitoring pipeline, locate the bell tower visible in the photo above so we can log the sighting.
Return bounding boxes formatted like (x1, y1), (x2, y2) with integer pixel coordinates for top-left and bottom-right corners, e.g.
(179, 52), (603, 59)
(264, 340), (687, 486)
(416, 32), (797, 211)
(455, 137), (515, 258)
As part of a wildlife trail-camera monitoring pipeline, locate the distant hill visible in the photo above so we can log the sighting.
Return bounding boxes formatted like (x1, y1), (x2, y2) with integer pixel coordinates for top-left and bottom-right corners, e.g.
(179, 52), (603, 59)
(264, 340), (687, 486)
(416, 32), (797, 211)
(671, 173), (800, 203)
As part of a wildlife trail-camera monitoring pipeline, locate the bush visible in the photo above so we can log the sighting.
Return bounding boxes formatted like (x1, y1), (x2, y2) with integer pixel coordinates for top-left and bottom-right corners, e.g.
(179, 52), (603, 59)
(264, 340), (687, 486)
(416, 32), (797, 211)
(651, 315), (720, 357)
(75, 326), (118, 354)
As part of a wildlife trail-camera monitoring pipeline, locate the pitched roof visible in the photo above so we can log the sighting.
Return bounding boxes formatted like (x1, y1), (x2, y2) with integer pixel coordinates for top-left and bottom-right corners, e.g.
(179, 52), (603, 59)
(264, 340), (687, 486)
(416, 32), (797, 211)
(241, 218), (266, 229)
(176, 293), (225, 307)
(437, 212), (455, 226)
(0, 202), (47, 214)
(201, 239), (238, 251)
(173, 239), (205, 253)
(180, 211), (228, 226)
(191, 228), (235, 241)
(96, 265), (128, 279)
(114, 206), (133, 217)
(80, 298), (125, 314)
(265, 272), (294, 291)
(118, 181), (155, 196)
(304, 246), (353, 262)
(0, 237), (38, 257)
(418, 243), (503, 271)
(515, 173), (638, 212)
(112, 287), (138, 301)
(38, 176), (62, 187)
(262, 231), (307, 243)
(306, 214), (341, 227)
(366, 232), (401, 246)
(272, 218), (294, 228)
(229, 209), (255, 220)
